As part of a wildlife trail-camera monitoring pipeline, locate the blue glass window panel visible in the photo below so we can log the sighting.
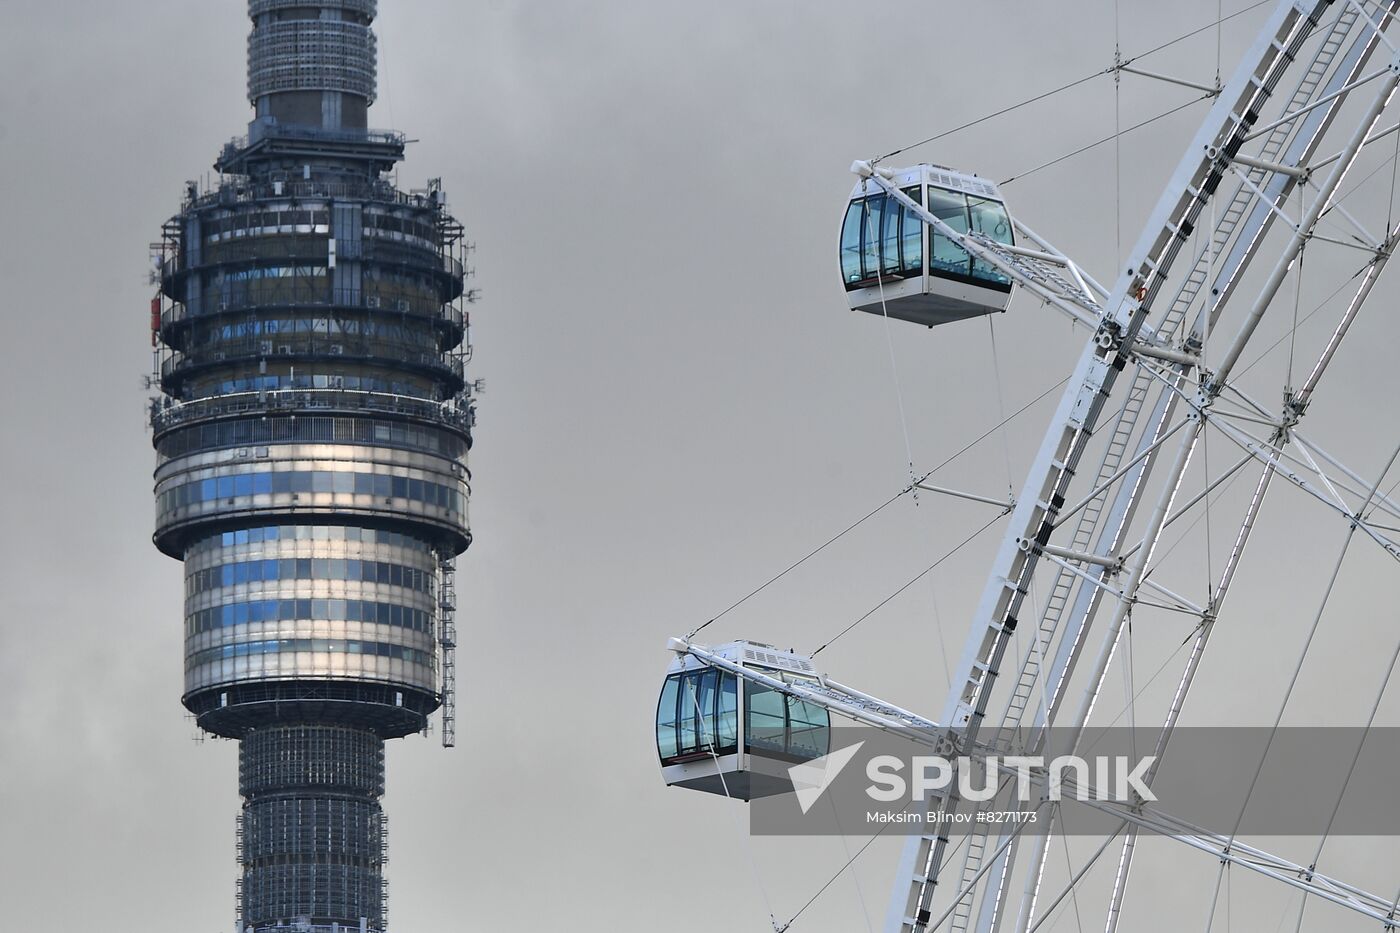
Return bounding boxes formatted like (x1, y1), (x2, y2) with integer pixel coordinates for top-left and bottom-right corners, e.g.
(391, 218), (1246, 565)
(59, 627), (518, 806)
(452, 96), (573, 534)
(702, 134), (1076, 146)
(717, 673), (739, 748)
(860, 196), (885, 281)
(928, 186), (972, 277)
(746, 682), (786, 754)
(900, 185), (924, 274)
(786, 696), (830, 759)
(840, 201), (864, 284)
(968, 196), (1014, 285)
(880, 193), (902, 276)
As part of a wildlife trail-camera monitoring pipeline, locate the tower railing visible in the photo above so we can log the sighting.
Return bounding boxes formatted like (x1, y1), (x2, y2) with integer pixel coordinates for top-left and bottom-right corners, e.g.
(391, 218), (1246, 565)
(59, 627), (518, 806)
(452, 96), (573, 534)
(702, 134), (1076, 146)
(159, 289), (466, 333)
(189, 175), (425, 213)
(159, 340), (464, 385)
(249, 0), (378, 15)
(150, 388), (474, 435)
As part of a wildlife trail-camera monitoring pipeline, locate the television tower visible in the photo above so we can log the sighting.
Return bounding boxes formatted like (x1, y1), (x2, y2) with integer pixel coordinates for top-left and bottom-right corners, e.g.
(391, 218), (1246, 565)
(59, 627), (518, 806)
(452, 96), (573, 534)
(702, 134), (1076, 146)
(147, 3), (474, 929)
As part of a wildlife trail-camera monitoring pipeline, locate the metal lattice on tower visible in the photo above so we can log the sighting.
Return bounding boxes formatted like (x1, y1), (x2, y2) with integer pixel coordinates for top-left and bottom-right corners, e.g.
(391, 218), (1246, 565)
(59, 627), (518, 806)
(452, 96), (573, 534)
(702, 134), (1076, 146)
(147, 3), (475, 930)
(438, 551), (459, 749)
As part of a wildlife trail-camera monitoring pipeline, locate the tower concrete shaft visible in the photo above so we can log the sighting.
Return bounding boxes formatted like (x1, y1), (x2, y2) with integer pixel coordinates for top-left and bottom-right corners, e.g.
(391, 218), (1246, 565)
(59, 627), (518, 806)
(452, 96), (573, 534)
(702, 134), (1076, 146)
(148, 3), (473, 930)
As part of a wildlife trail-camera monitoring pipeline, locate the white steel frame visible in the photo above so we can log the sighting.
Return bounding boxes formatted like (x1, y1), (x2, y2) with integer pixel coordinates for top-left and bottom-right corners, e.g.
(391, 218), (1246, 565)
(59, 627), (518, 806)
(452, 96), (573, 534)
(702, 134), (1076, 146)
(853, 3), (1400, 930)
(662, 2), (1400, 930)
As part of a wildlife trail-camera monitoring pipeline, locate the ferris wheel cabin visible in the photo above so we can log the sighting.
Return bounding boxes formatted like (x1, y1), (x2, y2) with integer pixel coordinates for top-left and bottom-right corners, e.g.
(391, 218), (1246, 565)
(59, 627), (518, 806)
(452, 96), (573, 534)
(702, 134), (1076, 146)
(841, 164), (1015, 327)
(656, 641), (831, 801)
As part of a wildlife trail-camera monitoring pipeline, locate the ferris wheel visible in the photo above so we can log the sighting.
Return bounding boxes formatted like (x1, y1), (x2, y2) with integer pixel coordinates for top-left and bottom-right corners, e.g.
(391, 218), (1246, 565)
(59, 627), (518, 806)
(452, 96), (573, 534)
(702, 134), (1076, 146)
(655, 2), (1400, 931)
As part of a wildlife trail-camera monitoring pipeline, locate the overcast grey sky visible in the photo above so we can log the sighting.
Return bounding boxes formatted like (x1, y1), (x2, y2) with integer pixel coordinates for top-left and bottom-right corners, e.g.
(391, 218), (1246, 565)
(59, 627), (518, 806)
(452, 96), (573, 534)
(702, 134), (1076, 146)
(2, 2), (1399, 931)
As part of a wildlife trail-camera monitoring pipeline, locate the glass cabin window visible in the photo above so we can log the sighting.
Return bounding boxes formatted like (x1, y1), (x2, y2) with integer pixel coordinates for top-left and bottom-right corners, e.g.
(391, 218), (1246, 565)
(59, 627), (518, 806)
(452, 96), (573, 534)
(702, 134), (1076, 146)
(841, 202), (864, 284)
(928, 186), (972, 278)
(747, 682), (788, 755)
(900, 187), (924, 272)
(657, 669), (832, 765)
(862, 195), (886, 281)
(676, 669), (710, 755)
(880, 195), (901, 276)
(968, 196), (1014, 288)
(787, 697), (828, 758)
(657, 669), (740, 764)
(745, 681), (831, 762)
(656, 673), (684, 760)
(717, 674), (738, 748)
(840, 188), (924, 287)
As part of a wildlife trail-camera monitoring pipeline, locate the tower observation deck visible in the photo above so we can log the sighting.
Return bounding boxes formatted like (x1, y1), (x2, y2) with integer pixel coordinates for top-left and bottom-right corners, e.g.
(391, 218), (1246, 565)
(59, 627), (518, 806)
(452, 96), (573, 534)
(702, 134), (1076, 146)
(147, 3), (474, 930)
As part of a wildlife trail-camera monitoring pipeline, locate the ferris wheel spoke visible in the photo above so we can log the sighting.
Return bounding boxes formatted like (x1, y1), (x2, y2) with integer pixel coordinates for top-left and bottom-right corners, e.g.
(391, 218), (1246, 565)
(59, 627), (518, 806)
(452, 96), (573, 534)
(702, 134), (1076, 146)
(1205, 415), (1400, 560)
(1294, 427), (1400, 521)
(1077, 797), (1400, 924)
(1205, 411), (1400, 522)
